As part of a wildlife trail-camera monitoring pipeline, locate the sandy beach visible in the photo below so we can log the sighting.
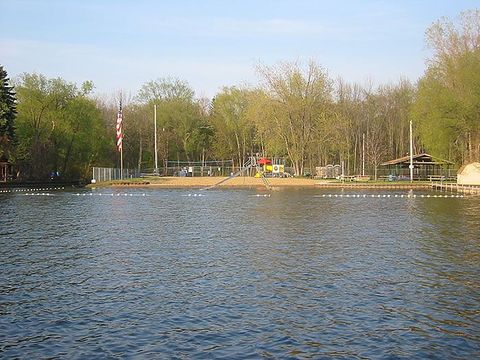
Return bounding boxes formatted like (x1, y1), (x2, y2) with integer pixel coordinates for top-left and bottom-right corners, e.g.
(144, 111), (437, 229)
(108, 176), (318, 188)
(104, 176), (434, 189)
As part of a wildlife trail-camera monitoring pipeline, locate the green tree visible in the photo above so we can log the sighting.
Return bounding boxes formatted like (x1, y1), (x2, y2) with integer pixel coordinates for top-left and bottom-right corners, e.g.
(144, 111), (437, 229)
(257, 61), (333, 176)
(61, 96), (111, 179)
(413, 9), (480, 164)
(330, 80), (364, 174)
(363, 91), (389, 180)
(210, 87), (258, 168)
(0, 65), (17, 160)
(15, 73), (111, 180)
(15, 73), (76, 178)
(380, 80), (415, 161)
(136, 78), (210, 165)
(137, 77), (194, 103)
(121, 103), (153, 172)
(327, 78), (415, 177)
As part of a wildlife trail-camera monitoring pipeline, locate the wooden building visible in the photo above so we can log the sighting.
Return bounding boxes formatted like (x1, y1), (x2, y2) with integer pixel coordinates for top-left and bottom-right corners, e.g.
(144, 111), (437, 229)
(380, 153), (455, 180)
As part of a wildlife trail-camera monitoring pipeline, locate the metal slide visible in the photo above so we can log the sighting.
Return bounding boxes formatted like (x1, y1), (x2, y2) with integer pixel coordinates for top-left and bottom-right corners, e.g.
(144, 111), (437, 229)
(203, 157), (271, 190)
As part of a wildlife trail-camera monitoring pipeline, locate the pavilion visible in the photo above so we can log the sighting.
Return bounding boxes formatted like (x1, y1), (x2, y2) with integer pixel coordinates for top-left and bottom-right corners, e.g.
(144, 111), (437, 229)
(380, 153), (455, 180)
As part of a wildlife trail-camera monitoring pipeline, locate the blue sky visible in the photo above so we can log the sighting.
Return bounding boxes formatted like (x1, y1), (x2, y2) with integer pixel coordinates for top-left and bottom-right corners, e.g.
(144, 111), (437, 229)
(1, 0), (477, 98)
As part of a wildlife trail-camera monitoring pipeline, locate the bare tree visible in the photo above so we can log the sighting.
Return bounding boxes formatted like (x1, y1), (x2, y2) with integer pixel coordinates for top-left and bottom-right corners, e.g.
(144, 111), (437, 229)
(256, 61), (333, 176)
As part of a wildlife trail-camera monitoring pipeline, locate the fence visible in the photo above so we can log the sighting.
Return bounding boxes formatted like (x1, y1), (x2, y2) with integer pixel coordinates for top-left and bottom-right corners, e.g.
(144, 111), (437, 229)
(313, 164), (458, 181)
(160, 165), (247, 177)
(160, 164), (295, 178)
(92, 167), (141, 183)
(147, 160), (232, 177)
(374, 167), (458, 181)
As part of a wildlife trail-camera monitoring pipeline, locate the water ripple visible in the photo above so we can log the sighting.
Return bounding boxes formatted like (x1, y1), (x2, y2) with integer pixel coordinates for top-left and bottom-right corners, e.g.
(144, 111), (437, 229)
(0, 188), (479, 358)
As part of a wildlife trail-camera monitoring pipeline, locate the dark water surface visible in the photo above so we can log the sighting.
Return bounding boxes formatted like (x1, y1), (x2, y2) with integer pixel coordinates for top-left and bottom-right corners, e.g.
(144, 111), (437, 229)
(1, 188), (479, 359)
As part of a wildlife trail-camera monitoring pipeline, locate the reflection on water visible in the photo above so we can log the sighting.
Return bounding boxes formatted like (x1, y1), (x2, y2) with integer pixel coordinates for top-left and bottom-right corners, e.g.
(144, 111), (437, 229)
(1, 188), (479, 358)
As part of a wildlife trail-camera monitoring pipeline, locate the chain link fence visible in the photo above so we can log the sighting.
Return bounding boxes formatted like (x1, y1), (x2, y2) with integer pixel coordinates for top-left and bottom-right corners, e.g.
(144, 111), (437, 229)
(92, 167), (141, 183)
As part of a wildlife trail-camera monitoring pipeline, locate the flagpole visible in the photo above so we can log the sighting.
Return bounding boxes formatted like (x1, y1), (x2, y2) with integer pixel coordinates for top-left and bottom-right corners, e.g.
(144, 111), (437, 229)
(409, 120), (413, 183)
(154, 104), (158, 175)
(120, 145), (123, 180)
(116, 95), (124, 180)
(362, 132), (365, 176)
(120, 96), (123, 180)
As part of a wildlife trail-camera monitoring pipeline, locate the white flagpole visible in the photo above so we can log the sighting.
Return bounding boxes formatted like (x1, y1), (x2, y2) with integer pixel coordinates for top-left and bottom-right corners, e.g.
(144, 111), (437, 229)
(154, 104), (158, 175)
(362, 132), (365, 176)
(121, 97), (123, 180)
(117, 96), (124, 180)
(120, 145), (123, 180)
(409, 120), (413, 182)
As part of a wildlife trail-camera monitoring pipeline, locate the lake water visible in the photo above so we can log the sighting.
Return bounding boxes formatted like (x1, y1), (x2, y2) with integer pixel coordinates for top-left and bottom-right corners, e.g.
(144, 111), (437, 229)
(1, 187), (479, 358)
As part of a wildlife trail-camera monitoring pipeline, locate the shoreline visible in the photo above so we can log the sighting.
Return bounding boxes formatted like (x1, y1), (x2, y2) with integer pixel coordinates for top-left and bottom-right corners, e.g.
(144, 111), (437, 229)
(95, 176), (438, 189)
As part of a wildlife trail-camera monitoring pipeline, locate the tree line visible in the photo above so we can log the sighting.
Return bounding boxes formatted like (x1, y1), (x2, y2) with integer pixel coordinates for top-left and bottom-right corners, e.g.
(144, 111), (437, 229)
(1, 9), (479, 181)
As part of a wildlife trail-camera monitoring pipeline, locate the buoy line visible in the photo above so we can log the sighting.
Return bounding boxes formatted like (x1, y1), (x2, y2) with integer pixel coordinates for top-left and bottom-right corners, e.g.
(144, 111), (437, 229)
(314, 194), (464, 198)
(75, 193), (147, 197)
(0, 187), (65, 194)
(181, 193), (206, 197)
(11, 192), (148, 197)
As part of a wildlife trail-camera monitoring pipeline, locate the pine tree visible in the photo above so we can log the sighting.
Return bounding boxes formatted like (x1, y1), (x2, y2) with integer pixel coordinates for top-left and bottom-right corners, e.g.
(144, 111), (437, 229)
(0, 65), (17, 159)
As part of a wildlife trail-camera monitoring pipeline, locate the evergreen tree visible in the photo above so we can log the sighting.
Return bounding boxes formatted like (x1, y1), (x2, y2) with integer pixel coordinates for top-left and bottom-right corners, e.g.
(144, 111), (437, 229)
(0, 65), (17, 159)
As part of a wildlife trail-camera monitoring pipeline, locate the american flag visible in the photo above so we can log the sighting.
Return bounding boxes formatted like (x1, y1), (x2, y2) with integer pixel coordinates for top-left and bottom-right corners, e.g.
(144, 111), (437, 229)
(116, 105), (123, 152)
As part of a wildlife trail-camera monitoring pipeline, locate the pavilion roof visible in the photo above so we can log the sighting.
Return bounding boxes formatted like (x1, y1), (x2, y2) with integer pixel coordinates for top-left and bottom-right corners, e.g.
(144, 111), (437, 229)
(380, 153), (454, 166)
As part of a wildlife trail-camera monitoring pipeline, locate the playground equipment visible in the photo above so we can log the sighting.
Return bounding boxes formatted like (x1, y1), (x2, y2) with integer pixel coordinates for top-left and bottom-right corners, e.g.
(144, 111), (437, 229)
(204, 156), (271, 190)
(255, 157), (287, 177)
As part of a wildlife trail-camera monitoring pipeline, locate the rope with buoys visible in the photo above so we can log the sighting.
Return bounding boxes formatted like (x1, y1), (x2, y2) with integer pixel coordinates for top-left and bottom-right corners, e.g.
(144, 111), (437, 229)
(314, 194), (464, 198)
(0, 187), (65, 194)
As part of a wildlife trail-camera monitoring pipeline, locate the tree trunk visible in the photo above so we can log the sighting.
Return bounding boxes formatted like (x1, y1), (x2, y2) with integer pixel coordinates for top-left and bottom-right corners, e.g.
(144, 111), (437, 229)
(183, 138), (190, 162)
(62, 126), (79, 177)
